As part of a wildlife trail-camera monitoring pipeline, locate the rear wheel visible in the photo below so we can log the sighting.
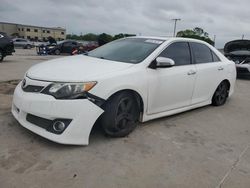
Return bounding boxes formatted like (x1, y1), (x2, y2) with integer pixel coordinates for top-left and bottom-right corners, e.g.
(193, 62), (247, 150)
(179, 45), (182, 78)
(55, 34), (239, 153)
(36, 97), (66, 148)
(26, 44), (31, 49)
(0, 50), (4, 62)
(54, 49), (60, 55)
(212, 81), (229, 106)
(101, 92), (140, 137)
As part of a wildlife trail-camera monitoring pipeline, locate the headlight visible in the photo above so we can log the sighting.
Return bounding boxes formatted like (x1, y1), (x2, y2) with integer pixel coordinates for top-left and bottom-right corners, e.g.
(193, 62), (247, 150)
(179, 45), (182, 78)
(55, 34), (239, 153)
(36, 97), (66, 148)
(42, 82), (97, 99)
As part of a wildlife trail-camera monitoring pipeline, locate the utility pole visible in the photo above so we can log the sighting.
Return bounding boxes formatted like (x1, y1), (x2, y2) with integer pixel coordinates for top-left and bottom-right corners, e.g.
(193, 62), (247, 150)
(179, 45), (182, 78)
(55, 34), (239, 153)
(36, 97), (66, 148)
(172, 18), (181, 37)
(242, 34), (245, 40)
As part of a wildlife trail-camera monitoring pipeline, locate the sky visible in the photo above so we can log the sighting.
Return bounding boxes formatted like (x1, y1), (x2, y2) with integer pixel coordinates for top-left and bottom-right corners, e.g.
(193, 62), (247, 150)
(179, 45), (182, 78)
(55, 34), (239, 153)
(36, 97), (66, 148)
(1, 0), (250, 48)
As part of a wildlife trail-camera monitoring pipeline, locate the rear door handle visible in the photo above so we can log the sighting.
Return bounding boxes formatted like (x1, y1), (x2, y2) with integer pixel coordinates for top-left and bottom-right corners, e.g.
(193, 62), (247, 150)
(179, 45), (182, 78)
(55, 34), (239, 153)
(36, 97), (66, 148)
(218, 66), (224, 71)
(187, 70), (196, 75)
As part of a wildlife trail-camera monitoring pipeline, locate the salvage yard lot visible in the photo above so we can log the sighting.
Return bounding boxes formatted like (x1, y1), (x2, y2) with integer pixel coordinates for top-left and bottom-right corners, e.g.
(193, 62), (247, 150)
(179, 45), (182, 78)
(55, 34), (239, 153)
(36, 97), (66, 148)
(0, 49), (250, 188)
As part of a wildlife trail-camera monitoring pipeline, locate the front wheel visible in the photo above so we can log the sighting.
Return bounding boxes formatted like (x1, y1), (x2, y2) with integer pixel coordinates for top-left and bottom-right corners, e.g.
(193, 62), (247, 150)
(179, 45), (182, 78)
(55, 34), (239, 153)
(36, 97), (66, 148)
(101, 92), (140, 137)
(212, 81), (229, 106)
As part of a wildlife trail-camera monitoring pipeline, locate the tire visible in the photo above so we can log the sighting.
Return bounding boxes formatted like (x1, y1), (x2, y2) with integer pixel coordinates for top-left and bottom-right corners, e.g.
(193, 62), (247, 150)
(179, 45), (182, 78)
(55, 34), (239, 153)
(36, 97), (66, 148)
(0, 50), (4, 62)
(54, 49), (60, 55)
(26, 44), (31, 49)
(101, 92), (140, 137)
(212, 81), (229, 106)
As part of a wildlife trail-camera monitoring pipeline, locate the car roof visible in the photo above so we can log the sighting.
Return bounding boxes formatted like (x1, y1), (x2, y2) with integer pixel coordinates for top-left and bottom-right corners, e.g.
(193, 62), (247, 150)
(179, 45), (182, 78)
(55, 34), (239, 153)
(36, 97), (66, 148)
(128, 36), (210, 45)
(13, 38), (27, 40)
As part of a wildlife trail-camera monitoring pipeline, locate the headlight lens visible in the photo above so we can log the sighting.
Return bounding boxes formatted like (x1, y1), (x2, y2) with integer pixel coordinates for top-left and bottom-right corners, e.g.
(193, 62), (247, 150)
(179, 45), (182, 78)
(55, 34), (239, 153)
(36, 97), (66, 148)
(42, 82), (97, 99)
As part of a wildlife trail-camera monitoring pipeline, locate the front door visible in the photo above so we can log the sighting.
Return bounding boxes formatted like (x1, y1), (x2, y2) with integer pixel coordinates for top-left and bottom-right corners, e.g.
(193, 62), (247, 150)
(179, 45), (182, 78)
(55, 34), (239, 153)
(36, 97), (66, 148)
(147, 42), (197, 114)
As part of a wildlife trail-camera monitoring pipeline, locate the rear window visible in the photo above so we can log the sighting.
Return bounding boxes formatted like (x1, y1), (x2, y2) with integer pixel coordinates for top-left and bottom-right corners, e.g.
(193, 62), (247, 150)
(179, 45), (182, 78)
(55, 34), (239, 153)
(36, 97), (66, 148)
(211, 51), (221, 62)
(191, 43), (213, 64)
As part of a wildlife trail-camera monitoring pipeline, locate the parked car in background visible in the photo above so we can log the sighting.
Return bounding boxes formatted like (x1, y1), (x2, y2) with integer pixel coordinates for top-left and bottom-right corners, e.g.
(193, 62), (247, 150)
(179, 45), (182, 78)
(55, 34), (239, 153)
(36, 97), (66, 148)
(0, 32), (15, 62)
(224, 40), (250, 78)
(42, 40), (83, 55)
(80, 41), (99, 51)
(12, 37), (236, 145)
(13, 38), (34, 49)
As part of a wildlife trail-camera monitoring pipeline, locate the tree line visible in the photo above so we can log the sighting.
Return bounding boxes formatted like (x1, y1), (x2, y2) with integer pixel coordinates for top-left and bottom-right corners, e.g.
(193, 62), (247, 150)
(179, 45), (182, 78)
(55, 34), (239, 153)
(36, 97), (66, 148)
(66, 33), (136, 45)
(67, 27), (214, 46)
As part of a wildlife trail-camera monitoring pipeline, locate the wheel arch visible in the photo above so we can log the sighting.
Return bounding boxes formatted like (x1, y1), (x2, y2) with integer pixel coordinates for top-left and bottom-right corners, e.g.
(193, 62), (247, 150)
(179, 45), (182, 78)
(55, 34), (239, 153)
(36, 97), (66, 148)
(104, 89), (145, 119)
(212, 79), (231, 100)
(221, 79), (231, 91)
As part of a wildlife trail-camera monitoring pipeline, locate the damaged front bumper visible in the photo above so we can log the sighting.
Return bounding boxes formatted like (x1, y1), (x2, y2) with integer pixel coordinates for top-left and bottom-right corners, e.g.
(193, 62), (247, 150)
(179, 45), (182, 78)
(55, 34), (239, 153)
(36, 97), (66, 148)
(12, 82), (104, 145)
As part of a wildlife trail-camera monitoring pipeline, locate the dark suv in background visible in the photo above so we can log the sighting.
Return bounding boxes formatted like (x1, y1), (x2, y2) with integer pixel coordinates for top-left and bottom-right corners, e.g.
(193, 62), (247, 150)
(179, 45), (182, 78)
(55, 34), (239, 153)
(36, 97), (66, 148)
(44, 40), (83, 55)
(0, 32), (15, 62)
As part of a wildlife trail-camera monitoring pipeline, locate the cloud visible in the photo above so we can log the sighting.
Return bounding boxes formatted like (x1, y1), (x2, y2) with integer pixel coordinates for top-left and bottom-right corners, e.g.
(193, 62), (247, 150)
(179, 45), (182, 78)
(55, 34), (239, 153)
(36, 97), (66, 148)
(0, 0), (250, 47)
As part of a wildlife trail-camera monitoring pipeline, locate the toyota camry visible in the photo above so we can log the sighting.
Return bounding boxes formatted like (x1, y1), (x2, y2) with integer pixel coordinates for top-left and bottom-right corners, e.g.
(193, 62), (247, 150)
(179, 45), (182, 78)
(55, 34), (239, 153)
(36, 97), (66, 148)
(12, 37), (236, 145)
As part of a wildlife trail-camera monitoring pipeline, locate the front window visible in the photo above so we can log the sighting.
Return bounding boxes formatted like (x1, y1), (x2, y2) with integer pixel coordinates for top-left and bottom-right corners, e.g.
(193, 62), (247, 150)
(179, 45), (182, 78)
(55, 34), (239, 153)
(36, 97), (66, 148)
(87, 38), (164, 64)
(159, 42), (191, 66)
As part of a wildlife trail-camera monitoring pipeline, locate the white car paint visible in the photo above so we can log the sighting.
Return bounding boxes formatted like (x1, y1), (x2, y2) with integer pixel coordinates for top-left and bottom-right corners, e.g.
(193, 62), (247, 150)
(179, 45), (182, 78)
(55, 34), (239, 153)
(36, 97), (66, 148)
(12, 37), (236, 145)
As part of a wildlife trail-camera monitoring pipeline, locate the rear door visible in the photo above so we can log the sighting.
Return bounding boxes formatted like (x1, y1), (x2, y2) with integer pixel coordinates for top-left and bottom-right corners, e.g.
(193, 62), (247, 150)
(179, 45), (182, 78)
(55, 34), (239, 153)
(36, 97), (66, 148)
(14, 39), (22, 47)
(190, 42), (226, 104)
(147, 42), (197, 114)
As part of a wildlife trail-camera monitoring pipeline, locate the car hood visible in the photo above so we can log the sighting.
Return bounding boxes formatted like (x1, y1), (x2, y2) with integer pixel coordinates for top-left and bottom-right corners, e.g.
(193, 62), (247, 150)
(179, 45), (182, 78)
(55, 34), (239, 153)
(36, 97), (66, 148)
(27, 55), (134, 82)
(224, 40), (250, 55)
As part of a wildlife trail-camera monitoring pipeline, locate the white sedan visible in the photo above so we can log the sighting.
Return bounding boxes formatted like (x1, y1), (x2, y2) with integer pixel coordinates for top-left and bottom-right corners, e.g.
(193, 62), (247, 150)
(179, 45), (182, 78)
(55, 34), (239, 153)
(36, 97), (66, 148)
(12, 37), (236, 145)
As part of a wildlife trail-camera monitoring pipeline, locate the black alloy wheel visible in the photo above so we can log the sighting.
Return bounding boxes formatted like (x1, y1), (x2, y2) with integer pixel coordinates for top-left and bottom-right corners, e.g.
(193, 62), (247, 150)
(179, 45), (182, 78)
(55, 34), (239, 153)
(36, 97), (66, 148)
(54, 49), (60, 55)
(101, 92), (140, 137)
(212, 81), (229, 106)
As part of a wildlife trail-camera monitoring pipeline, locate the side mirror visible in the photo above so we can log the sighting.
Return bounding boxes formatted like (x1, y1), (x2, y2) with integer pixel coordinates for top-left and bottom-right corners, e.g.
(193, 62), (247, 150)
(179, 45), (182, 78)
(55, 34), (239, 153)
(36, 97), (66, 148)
(156, 57), (175, 68)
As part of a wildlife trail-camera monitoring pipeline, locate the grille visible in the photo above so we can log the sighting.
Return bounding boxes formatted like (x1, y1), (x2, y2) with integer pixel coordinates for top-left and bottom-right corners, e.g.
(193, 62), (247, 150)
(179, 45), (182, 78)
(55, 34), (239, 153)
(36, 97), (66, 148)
(22, 85), (44, 93)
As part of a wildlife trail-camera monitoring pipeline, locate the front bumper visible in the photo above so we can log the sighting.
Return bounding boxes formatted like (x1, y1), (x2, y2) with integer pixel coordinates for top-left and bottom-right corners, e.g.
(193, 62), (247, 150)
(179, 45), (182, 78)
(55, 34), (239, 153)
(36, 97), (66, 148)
(12, 82), (104, 145)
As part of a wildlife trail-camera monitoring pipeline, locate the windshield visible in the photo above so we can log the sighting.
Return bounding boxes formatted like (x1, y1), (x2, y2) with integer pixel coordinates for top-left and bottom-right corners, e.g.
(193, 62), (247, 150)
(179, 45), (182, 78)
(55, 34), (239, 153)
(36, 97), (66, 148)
(87, 38), (164, 64)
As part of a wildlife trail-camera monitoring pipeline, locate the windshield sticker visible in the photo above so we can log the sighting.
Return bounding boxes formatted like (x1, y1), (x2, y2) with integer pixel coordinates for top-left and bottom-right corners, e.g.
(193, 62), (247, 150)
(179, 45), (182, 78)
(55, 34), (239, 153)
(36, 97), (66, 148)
(145, 39), (163, 44)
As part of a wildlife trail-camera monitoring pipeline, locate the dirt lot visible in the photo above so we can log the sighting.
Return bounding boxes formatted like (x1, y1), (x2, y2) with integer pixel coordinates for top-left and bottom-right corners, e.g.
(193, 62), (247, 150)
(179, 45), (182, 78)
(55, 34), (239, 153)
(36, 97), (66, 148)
(0, 49), (250, 188)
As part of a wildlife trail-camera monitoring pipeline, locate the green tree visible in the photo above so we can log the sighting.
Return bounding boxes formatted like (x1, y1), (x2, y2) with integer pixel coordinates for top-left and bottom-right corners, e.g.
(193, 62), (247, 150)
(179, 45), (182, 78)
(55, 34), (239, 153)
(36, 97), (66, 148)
(113, 33), (136, 40)
(177, 27), (214, 45)
(66, 34), (81, 40)
(82, 33), (98, 41)
(98, 33), (113, 46)
(113, 33), (125, 40)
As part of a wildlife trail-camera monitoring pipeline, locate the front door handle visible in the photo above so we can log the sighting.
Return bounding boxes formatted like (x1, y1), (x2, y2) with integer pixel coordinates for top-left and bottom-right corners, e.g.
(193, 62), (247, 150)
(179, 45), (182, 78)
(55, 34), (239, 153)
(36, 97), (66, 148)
(218, 66), (224, 71)
(187, 70), (196, 75)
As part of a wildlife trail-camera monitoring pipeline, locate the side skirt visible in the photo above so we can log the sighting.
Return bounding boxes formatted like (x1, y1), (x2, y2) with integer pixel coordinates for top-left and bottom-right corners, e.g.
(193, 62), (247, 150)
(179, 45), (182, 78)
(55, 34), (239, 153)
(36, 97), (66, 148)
(142, 100), (211, 122)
